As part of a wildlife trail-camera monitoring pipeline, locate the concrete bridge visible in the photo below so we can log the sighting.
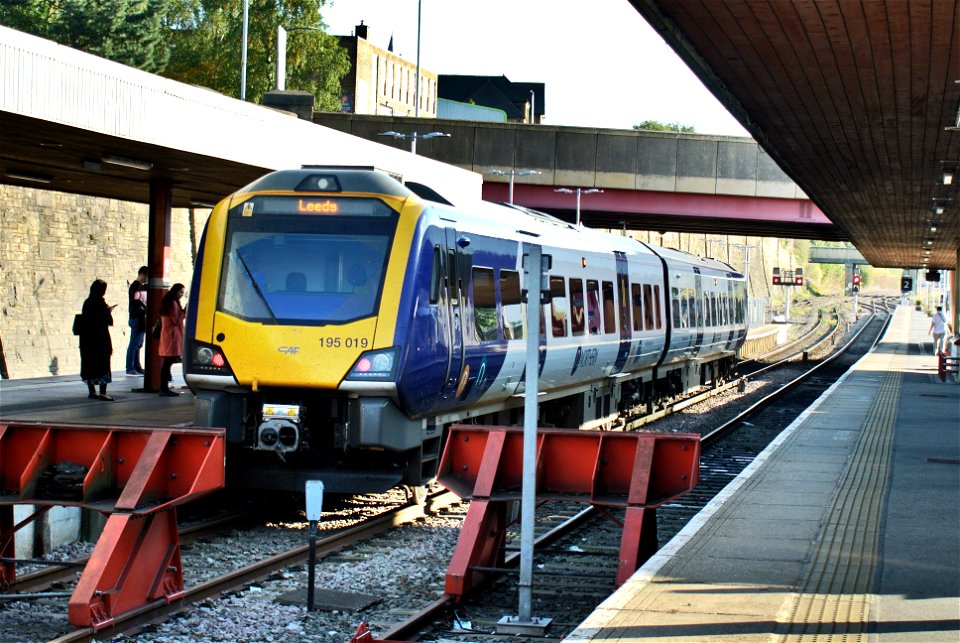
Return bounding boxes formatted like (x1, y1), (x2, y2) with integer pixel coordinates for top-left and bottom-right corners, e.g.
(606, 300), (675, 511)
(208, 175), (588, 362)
(313, 113), (841, 240)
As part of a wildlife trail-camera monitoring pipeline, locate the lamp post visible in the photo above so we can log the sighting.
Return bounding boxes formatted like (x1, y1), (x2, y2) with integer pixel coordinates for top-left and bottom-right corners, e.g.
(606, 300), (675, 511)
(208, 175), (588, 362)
(276, 25), (325, 91)
(377, 130), (449, 155)
(554, 187), (603, 226)
(486, 169), (541, 204)
(240, 0), (249, 100)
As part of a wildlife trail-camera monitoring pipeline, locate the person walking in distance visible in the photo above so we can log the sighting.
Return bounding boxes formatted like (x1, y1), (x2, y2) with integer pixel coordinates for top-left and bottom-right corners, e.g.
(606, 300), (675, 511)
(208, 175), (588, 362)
(929, 305), (951, 355)
(159, 283), (186, 396)
(125, 265), (148, 375)
(79, 279), (116, 400)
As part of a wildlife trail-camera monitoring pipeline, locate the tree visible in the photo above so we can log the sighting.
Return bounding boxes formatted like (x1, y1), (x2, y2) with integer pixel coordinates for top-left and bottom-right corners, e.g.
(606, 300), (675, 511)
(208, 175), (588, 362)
(163, 0), (349, 108)
(0, 0), (349, 108)
(633, 120), (696, 133)
(1, 0), (174, 73)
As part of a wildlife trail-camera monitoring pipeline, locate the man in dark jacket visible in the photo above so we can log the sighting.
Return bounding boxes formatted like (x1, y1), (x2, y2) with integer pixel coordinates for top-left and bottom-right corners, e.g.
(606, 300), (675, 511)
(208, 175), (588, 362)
(125, 265), (148, 375)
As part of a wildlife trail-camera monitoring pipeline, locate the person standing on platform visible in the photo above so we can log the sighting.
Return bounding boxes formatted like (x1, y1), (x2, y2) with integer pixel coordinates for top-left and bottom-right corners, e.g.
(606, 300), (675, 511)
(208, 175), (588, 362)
(125, 265), (148, 375)
(79, 279), (115, 401)
(158, 283), (186, 397)
(929, 306), (951, 355)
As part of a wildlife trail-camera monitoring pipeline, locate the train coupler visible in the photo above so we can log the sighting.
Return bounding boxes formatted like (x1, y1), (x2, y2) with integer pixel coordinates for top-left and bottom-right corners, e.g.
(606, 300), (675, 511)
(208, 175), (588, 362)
(0, 421), (224, 630)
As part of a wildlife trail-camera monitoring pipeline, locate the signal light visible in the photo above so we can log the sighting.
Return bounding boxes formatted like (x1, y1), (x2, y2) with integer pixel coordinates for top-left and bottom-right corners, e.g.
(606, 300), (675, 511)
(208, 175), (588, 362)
(794, 276), (804, 286)
(772, 267), (781, 285)
(852, 274), (861, 285)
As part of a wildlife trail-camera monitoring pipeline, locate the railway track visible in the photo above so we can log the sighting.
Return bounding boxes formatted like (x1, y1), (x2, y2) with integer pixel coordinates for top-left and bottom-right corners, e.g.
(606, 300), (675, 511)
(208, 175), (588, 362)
(363, 301), (894, 642)
(0, 297), (896, 642)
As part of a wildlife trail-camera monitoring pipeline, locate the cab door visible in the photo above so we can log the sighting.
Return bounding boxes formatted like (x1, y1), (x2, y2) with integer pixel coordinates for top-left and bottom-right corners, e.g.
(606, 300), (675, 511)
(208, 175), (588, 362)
(439, 228), (466, 397)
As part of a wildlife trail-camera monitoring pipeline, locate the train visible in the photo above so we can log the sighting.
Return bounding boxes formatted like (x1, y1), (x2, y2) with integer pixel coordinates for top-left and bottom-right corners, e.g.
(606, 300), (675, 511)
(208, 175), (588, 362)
(183, 167), (748, 494)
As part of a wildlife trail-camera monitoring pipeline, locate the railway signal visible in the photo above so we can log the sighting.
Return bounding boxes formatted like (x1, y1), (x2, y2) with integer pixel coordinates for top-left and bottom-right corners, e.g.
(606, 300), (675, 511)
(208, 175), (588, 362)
(852, 273), (861, 293)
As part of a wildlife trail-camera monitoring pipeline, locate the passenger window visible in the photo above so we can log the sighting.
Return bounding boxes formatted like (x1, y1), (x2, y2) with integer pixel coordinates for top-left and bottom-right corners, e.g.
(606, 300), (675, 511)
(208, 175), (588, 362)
(549, 276), (568, 337)
(631, 283), (643, 332)
(472, 267), (498, 341)
(602, 280), (616, 334)
(570, 278), (585, 336)
(586, 280), (601, 335)
(652, 285), (662, 329)
(500, 270), (524, 340)
(672, 287), (682, 327)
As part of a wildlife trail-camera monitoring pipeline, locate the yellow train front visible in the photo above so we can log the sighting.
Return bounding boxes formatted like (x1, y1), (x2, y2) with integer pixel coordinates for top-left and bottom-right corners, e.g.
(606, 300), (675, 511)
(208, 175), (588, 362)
(184, 168), (431, 493)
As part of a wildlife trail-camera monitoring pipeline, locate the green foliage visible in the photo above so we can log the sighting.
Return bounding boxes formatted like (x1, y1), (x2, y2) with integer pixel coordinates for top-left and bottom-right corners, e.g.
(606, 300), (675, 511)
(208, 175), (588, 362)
(1, 0), (173, 72)
(163, 0), (348, 107)
(633, 120), (695, 133)
(0, 0), (349, 108)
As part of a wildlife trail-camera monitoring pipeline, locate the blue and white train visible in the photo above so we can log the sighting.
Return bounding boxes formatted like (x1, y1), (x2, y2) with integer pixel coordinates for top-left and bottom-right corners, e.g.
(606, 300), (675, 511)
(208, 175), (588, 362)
(183, 167), (748, 493)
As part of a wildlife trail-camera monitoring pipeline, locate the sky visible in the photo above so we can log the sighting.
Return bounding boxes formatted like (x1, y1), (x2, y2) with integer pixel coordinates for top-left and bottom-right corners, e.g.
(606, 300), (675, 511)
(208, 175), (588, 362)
(320, 0), (750, 137)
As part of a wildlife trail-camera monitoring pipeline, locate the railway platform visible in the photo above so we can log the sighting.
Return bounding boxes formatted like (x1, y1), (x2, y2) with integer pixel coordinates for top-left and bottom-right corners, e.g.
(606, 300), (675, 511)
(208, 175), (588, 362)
(568, 304), (960, 642)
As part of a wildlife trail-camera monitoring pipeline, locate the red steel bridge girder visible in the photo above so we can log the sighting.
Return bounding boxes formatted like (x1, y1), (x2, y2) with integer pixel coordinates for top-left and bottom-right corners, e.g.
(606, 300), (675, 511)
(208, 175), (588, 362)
(437, 425), (700, 598)
(0, 421), (224, 630)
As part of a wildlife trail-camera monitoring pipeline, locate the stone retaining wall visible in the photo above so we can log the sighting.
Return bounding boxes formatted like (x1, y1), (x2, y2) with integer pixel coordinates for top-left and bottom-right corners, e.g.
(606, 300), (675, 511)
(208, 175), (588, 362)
(0, 185), (209, 379)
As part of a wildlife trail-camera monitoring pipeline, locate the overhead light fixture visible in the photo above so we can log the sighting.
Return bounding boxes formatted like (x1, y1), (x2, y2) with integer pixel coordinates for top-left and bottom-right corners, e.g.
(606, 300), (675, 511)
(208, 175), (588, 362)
(925, 239), (933, 245)
(943, 171), (954, 185)
(102, 155), (153, 171)
(190, 200), (216, 208)
(930, 225), (938, 232)
(934, 205), (945, 215)
(6, 170), (53, 184)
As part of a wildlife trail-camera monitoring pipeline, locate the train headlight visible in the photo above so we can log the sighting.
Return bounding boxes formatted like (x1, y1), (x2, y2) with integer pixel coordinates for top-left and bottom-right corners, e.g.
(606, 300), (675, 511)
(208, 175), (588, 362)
(346, 347), (398, 381)
(188, 341), (233, 376)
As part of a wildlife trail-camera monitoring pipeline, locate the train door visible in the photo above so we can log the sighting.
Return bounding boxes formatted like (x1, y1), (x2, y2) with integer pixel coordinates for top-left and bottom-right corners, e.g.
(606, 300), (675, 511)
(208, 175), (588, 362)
(439, 228), (466, 398)
(692, 268), (704, 355)
(613, 251), (631, 372)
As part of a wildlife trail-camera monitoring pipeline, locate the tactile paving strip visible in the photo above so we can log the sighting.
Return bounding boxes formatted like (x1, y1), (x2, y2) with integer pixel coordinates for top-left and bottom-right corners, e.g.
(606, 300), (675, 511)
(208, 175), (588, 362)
(776, 316), (908, 642)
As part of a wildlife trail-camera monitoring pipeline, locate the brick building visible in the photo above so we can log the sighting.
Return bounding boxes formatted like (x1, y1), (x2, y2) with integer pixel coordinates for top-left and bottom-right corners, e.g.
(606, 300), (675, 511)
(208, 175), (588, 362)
(337, 22), (438, 118)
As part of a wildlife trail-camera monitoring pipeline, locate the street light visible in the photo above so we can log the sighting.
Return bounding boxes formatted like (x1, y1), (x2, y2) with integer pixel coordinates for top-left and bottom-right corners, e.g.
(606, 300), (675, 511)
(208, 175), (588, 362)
(276, 25), (325, 91)
(377, 130), (450, 155)
(241, 0), (249, 100)
(554, 187), (603, 225)
(486, 169), (541, 204)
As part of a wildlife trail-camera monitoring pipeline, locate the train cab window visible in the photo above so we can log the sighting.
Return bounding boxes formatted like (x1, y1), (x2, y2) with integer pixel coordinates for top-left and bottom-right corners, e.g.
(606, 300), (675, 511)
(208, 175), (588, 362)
(549, 276), (568, 337)
(500, 270), (524, 340)
(602, 281), (616, 334)
(570, 278), (585, 336)
(472, 267), (498, 341)
(586, 280), (602, 335)
(631, 283), (643, 332)
(447, 250), (459, 305)
(429, 245), (442, 305)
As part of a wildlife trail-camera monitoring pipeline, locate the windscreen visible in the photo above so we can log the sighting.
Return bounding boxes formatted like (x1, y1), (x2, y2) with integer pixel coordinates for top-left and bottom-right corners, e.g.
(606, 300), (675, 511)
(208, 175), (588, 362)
(217, 196), (398, 325)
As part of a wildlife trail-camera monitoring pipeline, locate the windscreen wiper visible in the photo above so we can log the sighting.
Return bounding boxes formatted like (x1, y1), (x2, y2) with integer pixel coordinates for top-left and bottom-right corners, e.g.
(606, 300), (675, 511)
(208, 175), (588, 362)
(234, 249), (278, 323)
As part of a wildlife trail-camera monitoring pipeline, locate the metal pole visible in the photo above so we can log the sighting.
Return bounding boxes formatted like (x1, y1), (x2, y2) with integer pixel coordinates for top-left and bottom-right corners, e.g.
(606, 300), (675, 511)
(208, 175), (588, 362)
(415, 0), (421, 117)
(276, 26), (287, 91)
(307, 520), (317, 610)
(411, 132), (417, 155)
(575, 188), (582, 225)
(519, 244), (542, 621)
(241, 0), (249, 100)
(529, 89), (535, 124)
(509, 172), (515, 204)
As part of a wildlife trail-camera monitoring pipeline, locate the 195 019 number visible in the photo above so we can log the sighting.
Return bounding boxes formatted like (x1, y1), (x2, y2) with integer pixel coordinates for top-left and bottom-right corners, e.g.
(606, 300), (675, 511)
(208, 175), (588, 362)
(321, 337), (369, 349)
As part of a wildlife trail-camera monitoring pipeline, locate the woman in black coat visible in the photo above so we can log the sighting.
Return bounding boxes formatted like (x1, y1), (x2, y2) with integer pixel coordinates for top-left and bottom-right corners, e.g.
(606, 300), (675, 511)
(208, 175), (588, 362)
(79, 279), (115, 400)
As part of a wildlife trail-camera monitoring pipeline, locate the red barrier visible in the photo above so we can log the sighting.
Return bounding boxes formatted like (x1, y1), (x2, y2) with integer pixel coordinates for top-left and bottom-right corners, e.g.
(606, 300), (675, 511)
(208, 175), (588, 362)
(437, 425), (700, 598)
(938, 354), (959, 382)
(0, 421), (224, 630)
